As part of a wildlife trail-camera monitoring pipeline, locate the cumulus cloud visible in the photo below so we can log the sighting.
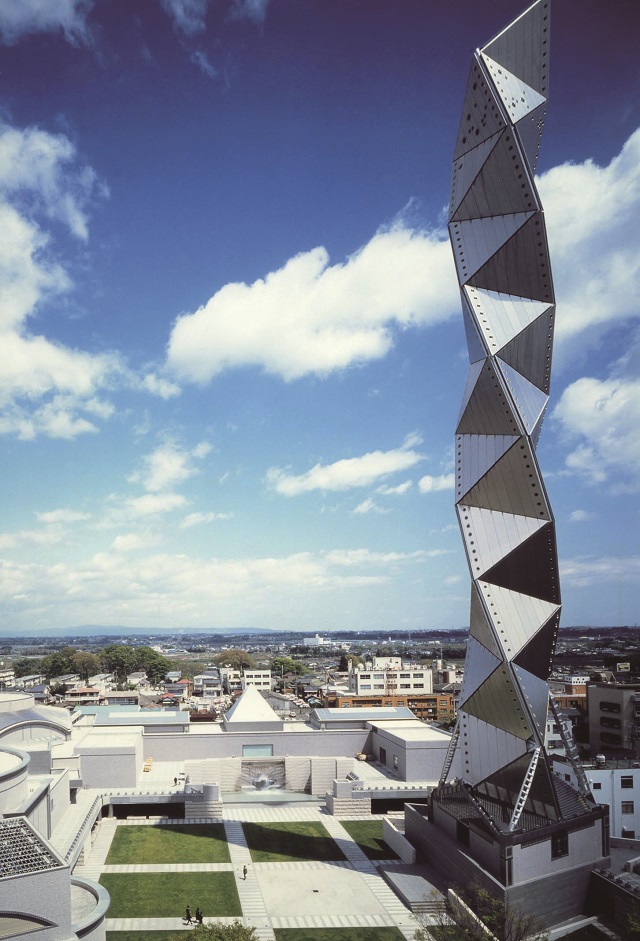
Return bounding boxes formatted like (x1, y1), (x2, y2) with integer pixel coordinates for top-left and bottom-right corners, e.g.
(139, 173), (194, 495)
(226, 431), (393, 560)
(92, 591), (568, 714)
(377, 480), (412, 496)
(166, 225), (456, 383)
(129, 441), (211, 494)
(553, 376), (640, 488)
(0, 0), (92, 45)
(353, 498), (388, 515)
(124, 492), (187, 517)
(560, 555), (640, 589)
(267, 434), (424, 496)
(568, 509), (597, 524)
(35, 508), (90, 524)
(418, 473), (455, 493)
(540, 128), (640, 357)
(140, 373), (181, 400)
(180, 511), (234, 528)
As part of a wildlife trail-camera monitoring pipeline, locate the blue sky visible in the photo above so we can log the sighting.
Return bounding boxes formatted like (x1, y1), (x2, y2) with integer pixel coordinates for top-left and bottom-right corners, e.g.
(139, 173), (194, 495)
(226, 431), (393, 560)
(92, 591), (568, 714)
(0, 0), (638, 634)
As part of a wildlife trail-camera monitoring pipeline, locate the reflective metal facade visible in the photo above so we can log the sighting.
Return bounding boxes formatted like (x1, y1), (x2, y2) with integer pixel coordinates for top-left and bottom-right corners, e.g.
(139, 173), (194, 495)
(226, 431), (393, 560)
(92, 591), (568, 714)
(441, 0), (585, 830)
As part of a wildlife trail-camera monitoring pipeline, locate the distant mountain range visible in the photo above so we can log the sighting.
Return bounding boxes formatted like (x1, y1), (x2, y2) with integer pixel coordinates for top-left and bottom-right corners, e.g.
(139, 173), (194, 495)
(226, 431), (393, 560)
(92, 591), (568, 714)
(0, 625), (275, 638)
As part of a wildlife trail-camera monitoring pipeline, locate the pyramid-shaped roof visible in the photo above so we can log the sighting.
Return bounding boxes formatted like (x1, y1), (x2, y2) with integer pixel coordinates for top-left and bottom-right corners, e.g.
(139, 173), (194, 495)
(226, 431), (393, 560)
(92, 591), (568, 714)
(222, 685), (283, 731)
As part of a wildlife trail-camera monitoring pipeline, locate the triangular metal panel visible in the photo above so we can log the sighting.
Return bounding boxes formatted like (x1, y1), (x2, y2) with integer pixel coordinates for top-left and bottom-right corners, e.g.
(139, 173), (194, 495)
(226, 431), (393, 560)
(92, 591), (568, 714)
(459, 636), (503, 708)
(476, 751), (531, 804)
(450, 131), (502, 218)
(483, 523), (560, 604)
(459, 714), (527, 786)
(481, 53), (547, 125)
(452, 129), (540, 222)
(463, 286), (552, 360)
(450, 212), (534, 281)
(461, 438), (549, 520)
(524, 756), (559, 821)
(513, 610), (560, 679)
(513, 663), (549, 740)
(461, 289), (488, 365)
(531, 401), (548, 448)
(454, 57), (507, 160)
(456, 360), (521, 436)
(481, 0), (550, 96)
(498, 306), (555, 393)
(468, 212), (554, 304)
(462, 664), (533, 740)
(456, 433), (519, 502)
(457, 504), (548, 578)
(498, 359), (549, 435)
(477, 580), (559, 665)
(516, 100), (547, 172)
(470, 582), (503, 658)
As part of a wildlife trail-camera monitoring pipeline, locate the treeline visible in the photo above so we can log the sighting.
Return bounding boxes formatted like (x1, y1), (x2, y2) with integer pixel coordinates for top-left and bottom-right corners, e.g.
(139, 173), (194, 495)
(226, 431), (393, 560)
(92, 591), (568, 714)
(11, 644), (172, 686)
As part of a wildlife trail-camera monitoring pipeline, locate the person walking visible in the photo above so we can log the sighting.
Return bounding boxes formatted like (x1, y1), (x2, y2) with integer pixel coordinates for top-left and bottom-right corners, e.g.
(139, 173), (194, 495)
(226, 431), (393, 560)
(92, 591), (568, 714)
(195, 907), (202, 924)
(242, 864), (248, 880)
(185, 906), (193, 925)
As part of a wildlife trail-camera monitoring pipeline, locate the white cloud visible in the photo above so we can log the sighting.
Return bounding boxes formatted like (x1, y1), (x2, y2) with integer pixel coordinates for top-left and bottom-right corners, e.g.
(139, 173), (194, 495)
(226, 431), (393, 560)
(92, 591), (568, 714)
(161, 0), (209, 35)
(267, 435), (424, 496)
(166, 225), (456, 383)
(353, 498), (388, 515)
(560, 555), (640, 589)
(111, 533), (146, 553)
(540, 128), (640, 356)
(191, 50), (218, 78)
(0, 0), (92, 45)
(553, 376), (640, 488)
(230, 0), (270, 23)
(377, 480), (412, 496)
(180, 511), (233, 528)
(568, 509), (597, 524)
(0, 527), (64, 550)
(129, 441), (211, 493)
(124, 492), (187, 517)
(35, 508), (90, 524)
(141, 373), (181, 400)
(418, 473), (455, 493)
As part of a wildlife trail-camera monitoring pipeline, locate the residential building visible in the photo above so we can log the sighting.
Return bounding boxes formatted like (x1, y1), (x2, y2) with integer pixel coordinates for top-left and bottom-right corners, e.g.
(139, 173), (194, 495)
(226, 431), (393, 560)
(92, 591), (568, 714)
(348, 658), (434, 697)
(242, 669), (272, 691)
(0, 666), (15, 688)
(587, 682), (640, 759)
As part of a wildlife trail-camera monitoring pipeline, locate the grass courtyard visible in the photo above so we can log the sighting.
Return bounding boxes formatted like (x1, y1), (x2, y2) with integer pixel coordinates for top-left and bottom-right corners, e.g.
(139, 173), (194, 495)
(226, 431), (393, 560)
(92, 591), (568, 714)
(106, 824), (230, 864)
(242, 821), (346, 863)
(99, 871), (241, 918)
(274, 930), (405, 941)
(338, 820), (398, 860)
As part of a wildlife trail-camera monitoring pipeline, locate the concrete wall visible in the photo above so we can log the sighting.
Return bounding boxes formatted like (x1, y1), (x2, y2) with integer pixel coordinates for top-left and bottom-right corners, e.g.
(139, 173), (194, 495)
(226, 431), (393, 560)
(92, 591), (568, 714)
(2, 866), (73, 941)
(0, 746), (29, 814)
(369, 725), (449, 782)
(513, 820), (604, 883)
(139, 727), (370, 762)
(382, 818), (416, 863)
(76, 736), (142, 788)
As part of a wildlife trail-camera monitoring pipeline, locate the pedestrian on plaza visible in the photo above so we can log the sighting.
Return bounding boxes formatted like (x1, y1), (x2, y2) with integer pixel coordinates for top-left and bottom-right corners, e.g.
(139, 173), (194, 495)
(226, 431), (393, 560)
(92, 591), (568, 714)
(185, 906), (193, 925)
(173, 777), (177, 786)
(242, 864), (248, 880)
(195, 907), (203, 924)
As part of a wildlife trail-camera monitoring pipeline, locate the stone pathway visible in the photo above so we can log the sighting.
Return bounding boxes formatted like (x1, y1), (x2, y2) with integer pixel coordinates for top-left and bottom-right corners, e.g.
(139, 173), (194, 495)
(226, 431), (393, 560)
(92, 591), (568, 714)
(95, 807), (422, 940)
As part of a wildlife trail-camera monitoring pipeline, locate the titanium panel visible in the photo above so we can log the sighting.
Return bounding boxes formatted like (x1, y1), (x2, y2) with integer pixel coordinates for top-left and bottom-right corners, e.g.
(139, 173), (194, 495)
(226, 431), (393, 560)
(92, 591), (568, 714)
(512, 664), (549, 738)
(450, 131), (502, 218)
(498, 306), (555, 392)
(460, 714), (528, 784)
(477, 580), (559, 662)
(454, 61), (507, 160)
(470, 582), (503, 658)
(461, 289), (489, 364)
(459, 636), (503, 708)
(455, 433), (519, 501)
(469, 212), (553, 303)
(456, 360), (521, 435)
(498, 359), (549, 435)
(513, 611), (560, 679)
(481, 53), (547, 124)
(450, 212), (534, 281)
(460, 437), (551, 519)
(463, 286), (552, 357)
(483, 523), (560, 604)
(481, 0), (550, 95)
(452, 129), (540, 221)
(515, 100), (547, 171)
(462, 665), (533, 740)
(458, 504), (548, 577)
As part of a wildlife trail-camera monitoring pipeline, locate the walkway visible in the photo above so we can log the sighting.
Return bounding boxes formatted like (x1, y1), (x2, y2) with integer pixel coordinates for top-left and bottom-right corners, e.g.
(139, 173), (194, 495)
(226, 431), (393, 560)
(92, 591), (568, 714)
(95, 805), (422, 940)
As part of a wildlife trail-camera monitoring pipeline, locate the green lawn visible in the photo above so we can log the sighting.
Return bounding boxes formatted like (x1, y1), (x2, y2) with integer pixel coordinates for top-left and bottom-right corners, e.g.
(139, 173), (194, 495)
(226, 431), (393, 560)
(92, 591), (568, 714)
(106, 824), (230, 864)
(242, 822), (346, 863)
(274, 929), (404, 941)
(99, 872), (241, 918)
(339, 820), (399, 861)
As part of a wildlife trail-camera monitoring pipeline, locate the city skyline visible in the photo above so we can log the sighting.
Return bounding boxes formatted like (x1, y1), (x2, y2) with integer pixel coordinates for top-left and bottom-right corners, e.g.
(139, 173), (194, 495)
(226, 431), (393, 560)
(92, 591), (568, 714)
(0, 0), (638, 633)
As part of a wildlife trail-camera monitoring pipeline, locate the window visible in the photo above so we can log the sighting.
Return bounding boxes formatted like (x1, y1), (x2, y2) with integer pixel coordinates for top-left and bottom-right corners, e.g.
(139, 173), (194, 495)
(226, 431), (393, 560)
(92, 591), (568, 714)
(360, 674), (371, 679)
(400, 683), (410, 689)
(414, 683), (424, 689)
(592, 782), (602, 790)
(600, 716), (621, 729)
(360, 684), (371, 690)
(622, 801), (635, 814)
(400, 673), (410, 678)
(551, 830), (568, 859)
(242, 744), (273, 757)
(600, 732), (622, 745)
(621, 776), (634, 789)
(600, 701), (621, 713)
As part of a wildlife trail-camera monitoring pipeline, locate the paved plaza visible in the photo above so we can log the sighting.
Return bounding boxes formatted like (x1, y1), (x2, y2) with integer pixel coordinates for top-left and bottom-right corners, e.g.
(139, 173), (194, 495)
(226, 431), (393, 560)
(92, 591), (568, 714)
(75, 803), (422, 941)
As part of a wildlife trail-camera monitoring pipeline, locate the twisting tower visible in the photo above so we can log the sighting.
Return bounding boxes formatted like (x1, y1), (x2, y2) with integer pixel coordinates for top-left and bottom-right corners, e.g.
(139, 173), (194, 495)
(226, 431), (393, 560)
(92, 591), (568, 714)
(437, 0), (594, 833)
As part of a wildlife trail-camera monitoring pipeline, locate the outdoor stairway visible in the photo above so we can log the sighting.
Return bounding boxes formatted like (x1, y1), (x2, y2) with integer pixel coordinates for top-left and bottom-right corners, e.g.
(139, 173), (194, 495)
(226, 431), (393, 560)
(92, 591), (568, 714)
(223, 820), (275, 941)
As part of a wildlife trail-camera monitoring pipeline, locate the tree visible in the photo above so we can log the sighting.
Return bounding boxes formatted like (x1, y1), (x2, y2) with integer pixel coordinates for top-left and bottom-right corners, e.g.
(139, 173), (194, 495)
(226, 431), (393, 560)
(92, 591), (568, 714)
(338, 653), (363, 672)
(71, 651), (102, 682)
(214, 649), (255, 671)
(414, 885), (548, 941)
(100, 644), (137, 683)
(189, 921), (257, 940)
(133, 646), (172, 685)
(271, 656), (307, 676)
(11, 657), (42, 677)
